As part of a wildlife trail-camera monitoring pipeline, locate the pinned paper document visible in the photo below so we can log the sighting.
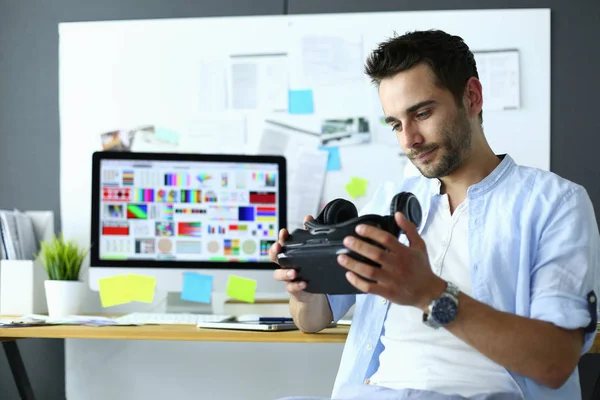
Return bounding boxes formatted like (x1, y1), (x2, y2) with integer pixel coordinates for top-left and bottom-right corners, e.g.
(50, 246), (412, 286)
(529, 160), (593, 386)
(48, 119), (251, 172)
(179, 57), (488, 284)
(318, 146), (341, 171)
(181, 272), (213, 304)
(226, 275), (257, 303)
(286, 147), (329, 232)
(288, 31), (365, 88)
(98, 273), (156, 307)
(345, 177), (368, 199)
(473, 50), (521, 111)
(229, 53), (289, 112)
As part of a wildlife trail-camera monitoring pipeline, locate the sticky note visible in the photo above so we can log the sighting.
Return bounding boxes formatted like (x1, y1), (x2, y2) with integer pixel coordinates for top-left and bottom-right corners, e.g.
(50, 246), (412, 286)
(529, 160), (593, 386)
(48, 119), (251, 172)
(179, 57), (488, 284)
(98, 275), (131, 307)
(98, 273), (156, 307)
(289, 89), (314, 114)
(128, 274), (156, 303)
(155, 127), (180, 145)
(181, 272), (213, 304)
(226, 275), (257, 303)
(319, 146), (341, 171)
(345, 177), (369, 199)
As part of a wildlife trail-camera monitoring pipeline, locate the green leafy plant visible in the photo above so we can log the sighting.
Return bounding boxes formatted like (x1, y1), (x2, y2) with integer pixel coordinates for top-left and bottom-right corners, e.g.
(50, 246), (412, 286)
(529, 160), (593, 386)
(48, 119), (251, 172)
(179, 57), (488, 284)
(36, 234), (89, 281)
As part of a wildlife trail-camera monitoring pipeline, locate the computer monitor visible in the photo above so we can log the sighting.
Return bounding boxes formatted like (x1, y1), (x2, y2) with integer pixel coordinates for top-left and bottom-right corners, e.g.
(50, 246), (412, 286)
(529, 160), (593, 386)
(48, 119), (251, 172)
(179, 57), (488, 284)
(89, 151), (287, 313)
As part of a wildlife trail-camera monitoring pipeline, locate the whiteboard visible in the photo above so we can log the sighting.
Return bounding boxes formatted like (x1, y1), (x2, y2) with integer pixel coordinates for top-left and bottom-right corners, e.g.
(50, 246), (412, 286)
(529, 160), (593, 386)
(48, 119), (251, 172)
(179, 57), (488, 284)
(59, 9), (550, 240)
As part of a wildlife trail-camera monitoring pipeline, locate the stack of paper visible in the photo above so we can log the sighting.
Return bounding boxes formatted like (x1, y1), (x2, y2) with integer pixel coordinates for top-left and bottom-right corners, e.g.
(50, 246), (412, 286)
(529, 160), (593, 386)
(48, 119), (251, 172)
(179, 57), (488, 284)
(0, 314), (140, 327)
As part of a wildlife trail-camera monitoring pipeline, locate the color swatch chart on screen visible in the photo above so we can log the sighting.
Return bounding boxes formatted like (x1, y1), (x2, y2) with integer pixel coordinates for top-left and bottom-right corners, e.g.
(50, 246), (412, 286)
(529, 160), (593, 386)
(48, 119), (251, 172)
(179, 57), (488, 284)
(99, 160), (280, 263)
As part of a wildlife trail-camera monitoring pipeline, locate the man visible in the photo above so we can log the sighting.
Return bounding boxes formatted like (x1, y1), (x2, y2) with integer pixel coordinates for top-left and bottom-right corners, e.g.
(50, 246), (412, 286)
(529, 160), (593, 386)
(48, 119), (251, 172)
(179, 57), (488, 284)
(270, 30), (599, 399)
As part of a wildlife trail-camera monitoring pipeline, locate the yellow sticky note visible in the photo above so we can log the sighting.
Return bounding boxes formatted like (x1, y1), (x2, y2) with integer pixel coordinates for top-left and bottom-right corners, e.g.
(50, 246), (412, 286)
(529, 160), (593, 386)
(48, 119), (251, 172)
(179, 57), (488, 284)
(128, 274), (156, 303)
(226, 275), (257, 303)
(345, 177), (369, 199)
(98, 275), (131, 307)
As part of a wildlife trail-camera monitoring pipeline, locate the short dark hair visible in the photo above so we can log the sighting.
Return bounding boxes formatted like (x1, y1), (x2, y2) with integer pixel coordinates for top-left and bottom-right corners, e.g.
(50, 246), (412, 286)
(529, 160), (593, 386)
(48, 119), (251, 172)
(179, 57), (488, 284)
(365, 29), (482, 123)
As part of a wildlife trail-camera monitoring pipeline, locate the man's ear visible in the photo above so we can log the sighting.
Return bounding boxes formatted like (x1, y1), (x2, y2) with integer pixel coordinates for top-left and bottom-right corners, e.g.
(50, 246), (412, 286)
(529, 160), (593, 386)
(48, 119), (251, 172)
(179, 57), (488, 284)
(464, 77), (483, 118)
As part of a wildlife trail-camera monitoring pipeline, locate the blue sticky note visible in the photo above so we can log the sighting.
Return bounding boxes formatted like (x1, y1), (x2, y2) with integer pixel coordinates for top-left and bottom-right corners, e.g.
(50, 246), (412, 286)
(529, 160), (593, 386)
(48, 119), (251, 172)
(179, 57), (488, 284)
(289, 90), (314, 114)
(181, 272), (213, 304)
(319, 146), (341, 171)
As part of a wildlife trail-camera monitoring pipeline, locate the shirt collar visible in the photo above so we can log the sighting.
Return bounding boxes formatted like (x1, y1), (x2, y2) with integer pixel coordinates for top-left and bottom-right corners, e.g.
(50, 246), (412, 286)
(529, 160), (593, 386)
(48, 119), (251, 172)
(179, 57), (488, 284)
(428, 154), (516, 197)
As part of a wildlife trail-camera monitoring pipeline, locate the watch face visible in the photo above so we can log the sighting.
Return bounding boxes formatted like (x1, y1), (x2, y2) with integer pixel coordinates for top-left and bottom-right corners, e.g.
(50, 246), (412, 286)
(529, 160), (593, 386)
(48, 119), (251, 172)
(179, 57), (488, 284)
(433, 296), (458, 325)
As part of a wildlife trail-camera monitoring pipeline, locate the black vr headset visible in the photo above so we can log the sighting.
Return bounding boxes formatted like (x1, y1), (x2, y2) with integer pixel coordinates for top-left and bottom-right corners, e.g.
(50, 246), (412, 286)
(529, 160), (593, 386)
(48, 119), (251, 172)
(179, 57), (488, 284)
(277, 192), (422, 294)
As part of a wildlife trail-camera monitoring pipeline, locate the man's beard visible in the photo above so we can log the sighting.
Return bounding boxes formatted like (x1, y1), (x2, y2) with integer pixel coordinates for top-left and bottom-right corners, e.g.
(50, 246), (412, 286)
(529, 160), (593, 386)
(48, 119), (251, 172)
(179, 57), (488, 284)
(411, 108), (472, 179)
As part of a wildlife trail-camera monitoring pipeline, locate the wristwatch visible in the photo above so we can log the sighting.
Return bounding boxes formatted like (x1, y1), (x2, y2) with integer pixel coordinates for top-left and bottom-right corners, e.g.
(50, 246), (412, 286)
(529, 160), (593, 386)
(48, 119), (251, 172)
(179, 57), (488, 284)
(422, 281), (460, 329)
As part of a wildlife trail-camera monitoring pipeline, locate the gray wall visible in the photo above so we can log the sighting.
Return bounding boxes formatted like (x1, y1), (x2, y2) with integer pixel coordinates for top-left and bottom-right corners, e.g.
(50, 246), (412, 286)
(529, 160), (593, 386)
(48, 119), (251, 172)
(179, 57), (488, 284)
(0, 0), (598, 399)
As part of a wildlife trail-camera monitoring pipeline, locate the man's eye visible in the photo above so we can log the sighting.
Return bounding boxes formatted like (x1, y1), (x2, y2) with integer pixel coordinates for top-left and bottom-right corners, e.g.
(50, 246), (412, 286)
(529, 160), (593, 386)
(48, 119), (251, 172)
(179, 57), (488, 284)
(416, 110), (431, 119)
(391, 125), (401, 132)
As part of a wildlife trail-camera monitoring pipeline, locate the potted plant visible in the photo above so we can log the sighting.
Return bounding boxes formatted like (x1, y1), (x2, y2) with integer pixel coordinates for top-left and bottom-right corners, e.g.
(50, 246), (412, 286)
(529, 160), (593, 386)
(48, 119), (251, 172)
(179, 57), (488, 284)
(37, 234), (89, 317)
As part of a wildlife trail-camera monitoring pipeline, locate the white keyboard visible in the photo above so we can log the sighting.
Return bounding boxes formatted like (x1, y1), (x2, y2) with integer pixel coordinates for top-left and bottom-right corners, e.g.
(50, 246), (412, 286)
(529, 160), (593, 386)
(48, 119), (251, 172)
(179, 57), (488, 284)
(115, 312), (233, 326)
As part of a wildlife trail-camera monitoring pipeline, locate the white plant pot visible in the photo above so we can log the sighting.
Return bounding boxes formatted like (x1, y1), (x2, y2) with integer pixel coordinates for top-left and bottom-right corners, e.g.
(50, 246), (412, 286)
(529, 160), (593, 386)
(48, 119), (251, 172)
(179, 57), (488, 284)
(44, 280), (86, 317)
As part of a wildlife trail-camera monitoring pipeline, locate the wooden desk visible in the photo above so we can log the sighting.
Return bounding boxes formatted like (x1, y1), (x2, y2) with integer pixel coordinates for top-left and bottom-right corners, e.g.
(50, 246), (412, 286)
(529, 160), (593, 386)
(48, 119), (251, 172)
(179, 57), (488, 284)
(2, 322), (599, 400)
(0, 322), (348, 400)
(0, 324), (349, 343)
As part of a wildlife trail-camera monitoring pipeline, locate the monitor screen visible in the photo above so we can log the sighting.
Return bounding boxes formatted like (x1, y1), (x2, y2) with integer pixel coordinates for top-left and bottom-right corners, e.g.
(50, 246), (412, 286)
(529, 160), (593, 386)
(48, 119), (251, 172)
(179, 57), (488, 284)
(90, 151), (286, 270)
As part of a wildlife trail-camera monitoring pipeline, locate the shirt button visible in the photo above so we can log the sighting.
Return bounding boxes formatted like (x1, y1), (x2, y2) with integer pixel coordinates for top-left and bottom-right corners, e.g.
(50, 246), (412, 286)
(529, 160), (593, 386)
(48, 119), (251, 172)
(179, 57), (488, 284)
(364, 379), (371, 384)
(366, 344), (373, 351)
(381, 298), (387, 304)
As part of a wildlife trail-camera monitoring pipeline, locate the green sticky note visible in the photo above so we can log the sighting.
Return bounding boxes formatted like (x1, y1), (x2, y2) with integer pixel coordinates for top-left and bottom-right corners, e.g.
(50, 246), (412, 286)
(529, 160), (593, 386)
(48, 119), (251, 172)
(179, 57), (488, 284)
(128, 274), (156, 303)
(155, 127), (180, 145)
(226, 275), (257, 303)
(345, 177), (369, 199)
(98, 275), (131, 307)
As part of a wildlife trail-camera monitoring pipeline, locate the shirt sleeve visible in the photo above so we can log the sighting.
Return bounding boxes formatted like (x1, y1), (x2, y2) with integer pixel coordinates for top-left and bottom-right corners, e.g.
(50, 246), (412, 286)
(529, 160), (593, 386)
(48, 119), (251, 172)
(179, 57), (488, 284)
(327, 294), (356, 322)
(530, 185), (600, 354)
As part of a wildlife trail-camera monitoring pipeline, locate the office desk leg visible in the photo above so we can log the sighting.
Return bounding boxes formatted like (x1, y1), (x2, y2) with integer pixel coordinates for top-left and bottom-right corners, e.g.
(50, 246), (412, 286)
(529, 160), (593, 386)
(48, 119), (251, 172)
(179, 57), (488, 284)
(2, 341), (36, 400)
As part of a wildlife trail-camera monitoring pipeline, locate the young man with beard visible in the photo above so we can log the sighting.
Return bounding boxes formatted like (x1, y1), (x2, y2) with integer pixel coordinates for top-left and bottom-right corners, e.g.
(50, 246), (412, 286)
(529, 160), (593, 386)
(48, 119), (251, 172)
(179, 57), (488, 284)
(270, 30), (599, 399)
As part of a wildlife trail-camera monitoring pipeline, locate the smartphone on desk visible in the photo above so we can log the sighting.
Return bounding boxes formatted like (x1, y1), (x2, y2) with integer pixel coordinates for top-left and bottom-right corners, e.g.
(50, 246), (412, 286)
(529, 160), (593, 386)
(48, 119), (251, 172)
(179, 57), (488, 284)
(197, 320), (337, 331)
(197, 320), (298, 331)
(236, 316), (294, 323)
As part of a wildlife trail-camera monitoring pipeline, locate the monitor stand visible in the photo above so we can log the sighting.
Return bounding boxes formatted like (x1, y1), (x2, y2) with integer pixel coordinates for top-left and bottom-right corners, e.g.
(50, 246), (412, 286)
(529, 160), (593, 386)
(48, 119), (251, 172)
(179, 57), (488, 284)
(163, 292), (229, 315)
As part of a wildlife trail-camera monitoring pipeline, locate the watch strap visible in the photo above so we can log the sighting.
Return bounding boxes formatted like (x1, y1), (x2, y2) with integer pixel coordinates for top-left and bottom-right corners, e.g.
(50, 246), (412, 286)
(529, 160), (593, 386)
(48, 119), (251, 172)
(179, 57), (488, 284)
(445, 281), (459, 299)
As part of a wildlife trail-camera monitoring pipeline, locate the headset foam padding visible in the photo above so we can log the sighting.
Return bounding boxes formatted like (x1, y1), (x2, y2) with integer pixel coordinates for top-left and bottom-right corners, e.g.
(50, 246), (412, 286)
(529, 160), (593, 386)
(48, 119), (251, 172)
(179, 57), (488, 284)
(389, 192), (423, 235)
(323, 199), (358, 224)
(305, 198), (358, 229)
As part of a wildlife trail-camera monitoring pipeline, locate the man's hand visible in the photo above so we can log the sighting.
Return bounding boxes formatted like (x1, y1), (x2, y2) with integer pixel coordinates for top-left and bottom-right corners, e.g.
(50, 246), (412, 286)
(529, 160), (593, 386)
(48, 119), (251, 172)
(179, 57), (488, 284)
(338, 211), (445, 310)
(269, 215), (318, 303)
(269, 215), (333, 332)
